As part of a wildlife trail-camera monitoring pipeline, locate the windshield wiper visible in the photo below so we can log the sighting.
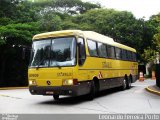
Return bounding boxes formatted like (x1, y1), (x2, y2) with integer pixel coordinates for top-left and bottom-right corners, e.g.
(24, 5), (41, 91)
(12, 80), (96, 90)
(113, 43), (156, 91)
(36, 57), (45, 70)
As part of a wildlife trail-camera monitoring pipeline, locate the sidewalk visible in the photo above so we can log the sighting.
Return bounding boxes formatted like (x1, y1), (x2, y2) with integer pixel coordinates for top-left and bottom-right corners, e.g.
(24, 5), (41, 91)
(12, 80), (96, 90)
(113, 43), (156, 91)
(146, 84), (160, 96)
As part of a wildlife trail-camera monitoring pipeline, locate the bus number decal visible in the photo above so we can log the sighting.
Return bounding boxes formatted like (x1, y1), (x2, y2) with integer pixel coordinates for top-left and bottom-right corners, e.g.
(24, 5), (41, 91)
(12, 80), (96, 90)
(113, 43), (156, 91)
(29, 74), (39, 77)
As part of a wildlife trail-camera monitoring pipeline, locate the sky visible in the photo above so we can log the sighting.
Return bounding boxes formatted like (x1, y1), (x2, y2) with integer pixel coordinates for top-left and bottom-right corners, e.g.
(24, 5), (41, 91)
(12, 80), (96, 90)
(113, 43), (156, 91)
(83, 0), (160, 20)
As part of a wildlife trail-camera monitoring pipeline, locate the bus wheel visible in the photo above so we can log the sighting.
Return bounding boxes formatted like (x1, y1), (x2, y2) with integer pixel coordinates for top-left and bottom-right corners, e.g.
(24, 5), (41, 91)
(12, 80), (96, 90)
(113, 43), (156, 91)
(53, 94), (59, 100)
(126, 76), (132, 89)
(121, 78), (127, 90)
(87, 81), (96, 100)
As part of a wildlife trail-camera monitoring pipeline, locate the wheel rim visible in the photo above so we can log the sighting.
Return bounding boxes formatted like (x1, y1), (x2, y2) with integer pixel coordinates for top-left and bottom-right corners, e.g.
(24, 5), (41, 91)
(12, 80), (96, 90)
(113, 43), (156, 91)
(129, 79), (131, 87)
(123, 79), (127, 89)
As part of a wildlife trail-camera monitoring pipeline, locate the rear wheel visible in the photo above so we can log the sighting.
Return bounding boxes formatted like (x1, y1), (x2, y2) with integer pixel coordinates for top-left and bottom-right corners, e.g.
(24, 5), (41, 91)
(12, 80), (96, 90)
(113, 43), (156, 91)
(121, 78), (127, 90)
(53, 94), (59, 100)
(126, 76), (132, 89)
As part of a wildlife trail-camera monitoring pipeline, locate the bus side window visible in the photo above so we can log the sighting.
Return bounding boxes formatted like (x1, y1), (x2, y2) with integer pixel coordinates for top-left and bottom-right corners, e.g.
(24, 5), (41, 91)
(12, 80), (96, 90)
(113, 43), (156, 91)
(98, 42), (107, 58)
(107, 45), (115, 59)
(78, 38), (86, 66)
(127, 51), (130, 60)
(115, 47), (121, 59)
(131, 52), (134, 61)
(129, 51), (132, 61)
(87, 39), (98, 57)
(133, 52), (137, 61)
(126, 50), (131, 61)
(122, 49), (126, 60)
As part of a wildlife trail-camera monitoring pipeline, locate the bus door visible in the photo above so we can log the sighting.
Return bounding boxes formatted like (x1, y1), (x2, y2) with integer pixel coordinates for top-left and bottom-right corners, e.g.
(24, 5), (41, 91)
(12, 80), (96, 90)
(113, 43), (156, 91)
(77, 37), (88, 81)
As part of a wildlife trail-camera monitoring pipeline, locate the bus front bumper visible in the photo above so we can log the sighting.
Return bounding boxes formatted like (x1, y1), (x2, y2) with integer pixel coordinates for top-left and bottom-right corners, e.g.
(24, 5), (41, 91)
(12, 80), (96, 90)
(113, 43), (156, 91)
(29, 82), (91, 96)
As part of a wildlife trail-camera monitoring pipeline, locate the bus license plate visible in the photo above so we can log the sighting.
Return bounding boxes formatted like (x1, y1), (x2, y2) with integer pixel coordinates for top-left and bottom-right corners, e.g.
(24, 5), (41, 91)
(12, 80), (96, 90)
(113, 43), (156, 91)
(46, 91), (54, 95)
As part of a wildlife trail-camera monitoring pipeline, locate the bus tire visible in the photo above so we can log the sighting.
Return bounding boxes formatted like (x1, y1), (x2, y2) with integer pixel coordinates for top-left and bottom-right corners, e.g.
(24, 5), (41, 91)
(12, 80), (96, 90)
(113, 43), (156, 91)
(94, 78), (99, 95)
(126, 76), (132, 89)
(87, 81), (96, 100)
(121, 77), (127, 90)
(53, 94), (59, 100)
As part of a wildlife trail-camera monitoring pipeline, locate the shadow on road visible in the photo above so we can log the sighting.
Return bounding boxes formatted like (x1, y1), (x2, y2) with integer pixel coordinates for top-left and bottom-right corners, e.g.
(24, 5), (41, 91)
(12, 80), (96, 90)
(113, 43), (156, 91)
(38, 86), (135, 105)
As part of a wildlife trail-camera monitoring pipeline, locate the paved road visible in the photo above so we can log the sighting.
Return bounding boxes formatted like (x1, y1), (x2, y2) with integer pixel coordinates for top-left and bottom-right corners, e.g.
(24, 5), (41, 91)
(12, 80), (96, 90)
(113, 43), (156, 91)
(0, 79), (160, 114)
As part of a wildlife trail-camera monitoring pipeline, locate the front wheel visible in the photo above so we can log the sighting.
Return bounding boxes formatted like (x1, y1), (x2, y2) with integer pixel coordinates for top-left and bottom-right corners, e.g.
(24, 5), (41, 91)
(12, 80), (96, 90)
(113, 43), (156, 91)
(87, 81), (96, 100)
(53, 94), (59, 100)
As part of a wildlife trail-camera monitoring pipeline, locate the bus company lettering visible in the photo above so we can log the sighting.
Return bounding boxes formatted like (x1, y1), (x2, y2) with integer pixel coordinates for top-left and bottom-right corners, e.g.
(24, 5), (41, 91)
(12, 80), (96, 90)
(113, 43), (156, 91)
(57, 72), (73, 77)
(102, 62), (112, 68)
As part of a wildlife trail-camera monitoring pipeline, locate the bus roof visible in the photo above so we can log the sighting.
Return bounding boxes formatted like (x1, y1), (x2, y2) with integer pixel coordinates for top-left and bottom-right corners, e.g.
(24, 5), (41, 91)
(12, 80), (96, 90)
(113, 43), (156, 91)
(83, 31), (136, 52)
(32, 30), (82, 40)
(32, 30), (136, 52)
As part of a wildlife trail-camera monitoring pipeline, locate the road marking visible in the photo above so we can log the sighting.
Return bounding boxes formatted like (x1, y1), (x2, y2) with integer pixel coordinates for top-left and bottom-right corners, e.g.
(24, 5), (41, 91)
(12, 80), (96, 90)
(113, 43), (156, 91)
(0, 94), (10, 97)
(0, 94), (22, 99)
(0, 87), (28, 90)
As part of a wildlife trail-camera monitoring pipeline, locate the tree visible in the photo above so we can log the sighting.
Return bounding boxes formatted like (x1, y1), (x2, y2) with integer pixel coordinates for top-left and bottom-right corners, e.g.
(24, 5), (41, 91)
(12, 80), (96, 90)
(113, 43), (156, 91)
(72, 9), (140, 48)
(154, 26), (160, 49)
(154, 14), (160, 50)
(0, 0), (101, 87)
(0, 0), (158, 86)
(33, 0), (100, 15)
(141, 13), (160, 63)
(70, 9), (160, 63)
(0, 22), (39, 86)
(33, 0), (100, 31)
(39, 12), (62, 31)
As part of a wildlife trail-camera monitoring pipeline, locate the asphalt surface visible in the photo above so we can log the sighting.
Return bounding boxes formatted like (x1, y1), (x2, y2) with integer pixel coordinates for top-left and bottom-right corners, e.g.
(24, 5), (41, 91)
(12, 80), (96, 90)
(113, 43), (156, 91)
(0, 79), (160, 114)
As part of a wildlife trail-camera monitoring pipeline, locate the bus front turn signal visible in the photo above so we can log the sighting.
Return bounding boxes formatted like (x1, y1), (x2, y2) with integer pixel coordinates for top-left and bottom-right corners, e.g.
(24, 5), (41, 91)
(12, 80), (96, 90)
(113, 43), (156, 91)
(62, 79), (78, 85)
(29, 80), (37, 85)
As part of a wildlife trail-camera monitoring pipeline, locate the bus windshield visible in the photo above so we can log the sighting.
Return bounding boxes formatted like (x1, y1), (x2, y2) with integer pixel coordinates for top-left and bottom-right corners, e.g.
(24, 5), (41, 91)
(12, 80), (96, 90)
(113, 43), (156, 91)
(29, 37), (76, 68)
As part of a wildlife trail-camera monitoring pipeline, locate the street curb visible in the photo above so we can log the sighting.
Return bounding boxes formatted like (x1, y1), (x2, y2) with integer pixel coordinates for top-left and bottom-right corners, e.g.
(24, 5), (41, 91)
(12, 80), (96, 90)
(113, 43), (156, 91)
(145, 87), (160, 96)
(0, 87), (28, 90)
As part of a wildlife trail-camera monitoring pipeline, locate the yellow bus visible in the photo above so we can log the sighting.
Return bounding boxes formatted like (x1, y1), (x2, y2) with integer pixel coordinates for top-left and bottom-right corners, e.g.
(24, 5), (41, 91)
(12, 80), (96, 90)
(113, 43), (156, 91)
(28, 30), (138, 100)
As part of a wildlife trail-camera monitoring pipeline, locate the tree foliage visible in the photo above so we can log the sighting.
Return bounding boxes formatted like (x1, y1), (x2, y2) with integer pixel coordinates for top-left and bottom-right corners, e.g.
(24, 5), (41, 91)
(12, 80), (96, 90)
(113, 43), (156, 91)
(142, 13), (160, 63)
(0, 0), (101, 87)
(71, 9), (155, 59)
(154, 14), (160, 50)
(0, 0), (159, 86)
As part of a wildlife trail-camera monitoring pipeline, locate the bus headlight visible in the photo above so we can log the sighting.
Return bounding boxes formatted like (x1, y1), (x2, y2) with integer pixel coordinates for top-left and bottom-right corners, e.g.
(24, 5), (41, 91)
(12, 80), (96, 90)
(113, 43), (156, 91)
(63, 79), (78, 85)
(29, 80), (37, 85)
